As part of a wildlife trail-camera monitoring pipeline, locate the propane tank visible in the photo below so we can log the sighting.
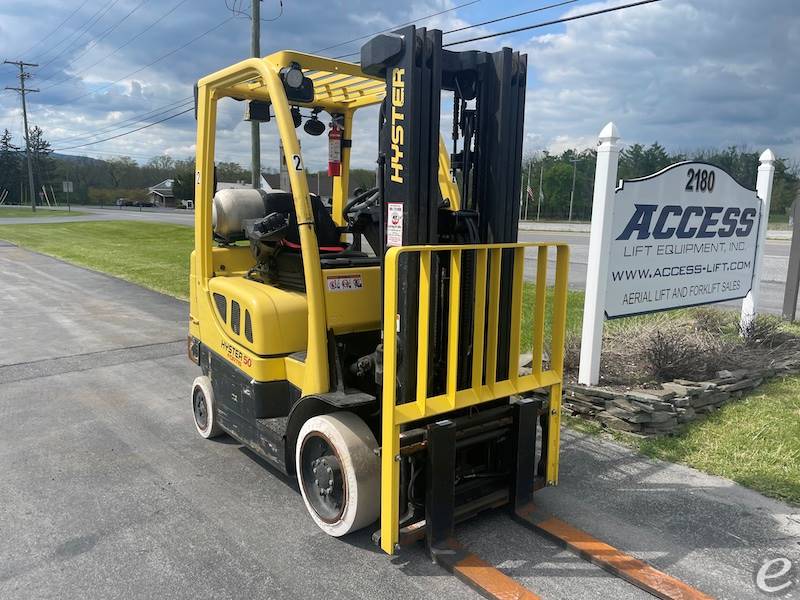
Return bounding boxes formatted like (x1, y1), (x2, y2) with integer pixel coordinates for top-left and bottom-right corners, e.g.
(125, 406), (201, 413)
(328, 123), (342, 177)
(212, 188), (267, 239)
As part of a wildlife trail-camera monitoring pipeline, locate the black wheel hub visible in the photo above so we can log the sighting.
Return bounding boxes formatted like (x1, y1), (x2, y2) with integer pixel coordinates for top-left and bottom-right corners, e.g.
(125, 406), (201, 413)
(300, 435), (345, 522)
(193, 388), (208, 430)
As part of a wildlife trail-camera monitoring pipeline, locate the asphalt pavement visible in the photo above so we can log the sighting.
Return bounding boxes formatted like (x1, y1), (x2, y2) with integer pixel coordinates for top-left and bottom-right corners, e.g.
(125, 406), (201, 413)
(0, 204), (195, 226)
(1, 242), (798, 599)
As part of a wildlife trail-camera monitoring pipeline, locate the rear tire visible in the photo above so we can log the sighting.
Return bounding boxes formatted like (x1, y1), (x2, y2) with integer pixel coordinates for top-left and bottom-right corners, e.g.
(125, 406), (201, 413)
(192, 376), (222, 439)
(296, 412), (380, 537)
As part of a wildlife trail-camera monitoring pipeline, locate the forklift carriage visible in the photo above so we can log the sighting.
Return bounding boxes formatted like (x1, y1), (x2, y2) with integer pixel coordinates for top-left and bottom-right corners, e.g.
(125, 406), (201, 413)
(188, 26), (569, 557)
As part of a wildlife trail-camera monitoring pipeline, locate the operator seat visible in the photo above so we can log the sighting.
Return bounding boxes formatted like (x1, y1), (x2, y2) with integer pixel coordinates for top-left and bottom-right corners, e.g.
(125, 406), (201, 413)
(262, 191), (344, 252)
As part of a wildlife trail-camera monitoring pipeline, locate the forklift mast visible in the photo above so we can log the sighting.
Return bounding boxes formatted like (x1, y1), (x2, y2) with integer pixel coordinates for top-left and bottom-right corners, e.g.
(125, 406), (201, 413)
(362, 26), (528, 403)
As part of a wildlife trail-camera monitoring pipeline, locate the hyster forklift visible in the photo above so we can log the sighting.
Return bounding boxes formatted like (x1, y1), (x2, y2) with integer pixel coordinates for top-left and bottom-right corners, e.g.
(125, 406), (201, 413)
(189, 27), (711, 600)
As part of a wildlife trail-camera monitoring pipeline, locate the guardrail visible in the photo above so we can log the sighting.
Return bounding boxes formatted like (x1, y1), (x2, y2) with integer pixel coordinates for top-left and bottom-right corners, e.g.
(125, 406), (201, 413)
(379, 241), (570, 553)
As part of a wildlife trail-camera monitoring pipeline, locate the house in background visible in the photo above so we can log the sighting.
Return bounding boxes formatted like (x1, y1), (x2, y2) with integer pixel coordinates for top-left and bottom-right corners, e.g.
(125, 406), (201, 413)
(147, 179), (175, 207)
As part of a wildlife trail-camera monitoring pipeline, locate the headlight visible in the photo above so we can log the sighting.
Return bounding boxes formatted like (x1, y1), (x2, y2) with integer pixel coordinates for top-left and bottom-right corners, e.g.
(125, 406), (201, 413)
(281, 63), (304, 89)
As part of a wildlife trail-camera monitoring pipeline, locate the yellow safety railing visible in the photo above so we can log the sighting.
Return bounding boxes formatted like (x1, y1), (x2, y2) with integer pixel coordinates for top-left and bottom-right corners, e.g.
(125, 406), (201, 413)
(379, 242), (570, 554)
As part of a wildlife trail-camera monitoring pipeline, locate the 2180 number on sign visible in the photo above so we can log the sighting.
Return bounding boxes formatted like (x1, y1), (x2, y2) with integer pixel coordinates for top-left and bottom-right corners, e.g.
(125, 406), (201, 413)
(685, 167), (715, 192)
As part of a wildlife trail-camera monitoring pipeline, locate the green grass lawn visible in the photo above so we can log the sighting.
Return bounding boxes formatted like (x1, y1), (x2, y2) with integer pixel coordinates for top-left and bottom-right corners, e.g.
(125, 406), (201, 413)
(0, 207), (87, 217)
(0, 221), (192, 298)
(639, 376), (800, 504)
(0, 219), (797, 504)
(520, 283), (585, 352)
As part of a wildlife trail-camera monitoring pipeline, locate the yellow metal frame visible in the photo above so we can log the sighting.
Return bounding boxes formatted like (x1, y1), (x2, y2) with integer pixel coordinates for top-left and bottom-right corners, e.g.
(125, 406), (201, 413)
(192, 52), (464, 395)
(379, 242), (570, 554)
(194, 52), (388, 395)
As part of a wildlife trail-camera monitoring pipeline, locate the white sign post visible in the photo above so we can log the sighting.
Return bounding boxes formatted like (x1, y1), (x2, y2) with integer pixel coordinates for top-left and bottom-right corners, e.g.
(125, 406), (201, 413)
(740, 149), (776, 330)
(578, 123), (769, 386)
(578, 123), (620, 385)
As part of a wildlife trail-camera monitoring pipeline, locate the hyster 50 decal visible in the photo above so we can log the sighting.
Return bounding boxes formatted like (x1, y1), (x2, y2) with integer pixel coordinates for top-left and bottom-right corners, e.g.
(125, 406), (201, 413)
(390, 68), (405, 183)
(221, 339), (252, 368)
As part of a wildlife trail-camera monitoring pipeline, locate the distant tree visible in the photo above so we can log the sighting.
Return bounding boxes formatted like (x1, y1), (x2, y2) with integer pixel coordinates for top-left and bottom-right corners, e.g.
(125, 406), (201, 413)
(691, 146), (799, 219)
(148, 154), (174, 170)
(172, 170), (195, 203)
(29, 126), (55, 200)
(216, 161), (250, 183)
(0, 129), (21, 203)
(107, 156), (139, 188)
(173, 157), (195, 172)
(642, 142), (673, 174)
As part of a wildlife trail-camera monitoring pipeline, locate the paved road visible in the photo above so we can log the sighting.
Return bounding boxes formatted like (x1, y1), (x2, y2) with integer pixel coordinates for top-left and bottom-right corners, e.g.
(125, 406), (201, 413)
(1, 243), (798, 599)
(0, 205), (194, 226)
(519, 230), (795, 317)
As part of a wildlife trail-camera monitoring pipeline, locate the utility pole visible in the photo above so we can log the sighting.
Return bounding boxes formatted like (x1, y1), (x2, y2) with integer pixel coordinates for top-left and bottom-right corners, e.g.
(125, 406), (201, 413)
(568, 157), (581, 222)
(251, 0), (261, 189)
(4, 60), (38, 212)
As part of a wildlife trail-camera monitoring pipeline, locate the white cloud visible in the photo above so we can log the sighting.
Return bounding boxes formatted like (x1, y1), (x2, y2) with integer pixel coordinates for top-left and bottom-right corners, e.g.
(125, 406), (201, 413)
(520, 0), (800, 159)
(0, 0), (797, 170)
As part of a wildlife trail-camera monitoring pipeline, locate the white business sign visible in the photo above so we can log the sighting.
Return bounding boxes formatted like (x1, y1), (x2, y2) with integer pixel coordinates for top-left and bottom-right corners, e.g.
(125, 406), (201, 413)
(577, 122), (776, 385)
(606, 162), (761, 318)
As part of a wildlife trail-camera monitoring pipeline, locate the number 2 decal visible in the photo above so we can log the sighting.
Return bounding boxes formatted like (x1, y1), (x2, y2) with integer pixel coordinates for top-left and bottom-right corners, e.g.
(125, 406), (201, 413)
(685, 167), (715, 192)
(292, 154), (303, 171)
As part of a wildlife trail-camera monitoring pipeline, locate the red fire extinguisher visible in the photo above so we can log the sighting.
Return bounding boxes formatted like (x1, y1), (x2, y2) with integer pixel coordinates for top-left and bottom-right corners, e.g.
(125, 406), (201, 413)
(328, 124), (342, 177)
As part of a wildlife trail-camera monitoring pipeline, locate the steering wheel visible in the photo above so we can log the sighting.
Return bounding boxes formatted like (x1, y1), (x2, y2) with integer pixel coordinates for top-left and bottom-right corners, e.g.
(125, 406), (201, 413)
(343, 186), (379, 215)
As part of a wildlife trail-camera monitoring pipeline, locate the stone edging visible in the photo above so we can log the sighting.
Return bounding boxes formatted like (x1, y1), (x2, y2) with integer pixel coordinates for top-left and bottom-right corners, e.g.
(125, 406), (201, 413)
(563, 358), (800, 435)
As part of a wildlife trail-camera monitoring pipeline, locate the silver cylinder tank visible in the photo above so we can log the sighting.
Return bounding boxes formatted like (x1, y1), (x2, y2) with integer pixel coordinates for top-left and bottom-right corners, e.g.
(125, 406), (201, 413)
(212, 188), (267, 238)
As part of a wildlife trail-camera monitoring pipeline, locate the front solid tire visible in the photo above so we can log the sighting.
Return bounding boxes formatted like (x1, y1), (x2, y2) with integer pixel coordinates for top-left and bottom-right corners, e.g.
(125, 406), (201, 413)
(192, 376), (222, 439)
(295, 412), (380, 537)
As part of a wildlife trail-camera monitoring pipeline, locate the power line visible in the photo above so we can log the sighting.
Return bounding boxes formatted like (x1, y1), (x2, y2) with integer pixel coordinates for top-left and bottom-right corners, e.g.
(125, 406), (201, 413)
(17, 0), (92, 59)
(49, 97), (194, 144)
(37, 0), (151, 86)
(36, 0), (479, 152)
(331, 0), (578, 60)
(443, 0), (662, 46)
(47, 2), (661, 155)
(39, 0), (193, 93)
(51, 97), (193, 142)
(52, 16), (237, 106)
(444, 0), (579, 35)
(35, 0), (123, 67)
(315, 0), (482, 54)
(55, 147), (164, 160)
(53, 106), (194, 151)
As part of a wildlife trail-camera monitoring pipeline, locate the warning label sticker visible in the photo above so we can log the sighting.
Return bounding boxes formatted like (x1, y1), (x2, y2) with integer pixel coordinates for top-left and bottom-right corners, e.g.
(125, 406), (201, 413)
(326, 274), (363, 292)
(387, 202), (403, 247)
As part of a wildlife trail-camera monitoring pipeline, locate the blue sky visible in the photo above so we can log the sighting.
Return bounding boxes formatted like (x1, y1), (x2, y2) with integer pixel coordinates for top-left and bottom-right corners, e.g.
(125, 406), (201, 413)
(0, 0), (797, 170)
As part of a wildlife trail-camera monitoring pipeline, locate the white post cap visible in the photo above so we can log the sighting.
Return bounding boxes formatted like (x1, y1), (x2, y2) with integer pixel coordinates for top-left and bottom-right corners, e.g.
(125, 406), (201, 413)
(598, 121), (619, 144)
(759, 148), (776, 165)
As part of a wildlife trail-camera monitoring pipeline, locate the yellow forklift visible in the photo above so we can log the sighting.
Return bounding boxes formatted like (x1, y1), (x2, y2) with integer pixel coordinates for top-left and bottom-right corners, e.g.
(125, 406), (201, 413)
(188, 27), (710, 600)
